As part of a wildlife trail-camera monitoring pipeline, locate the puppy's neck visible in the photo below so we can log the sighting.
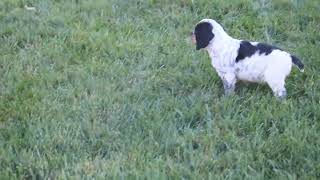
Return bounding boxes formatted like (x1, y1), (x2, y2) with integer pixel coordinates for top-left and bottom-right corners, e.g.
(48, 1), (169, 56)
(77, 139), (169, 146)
(206, 33), (235, 57)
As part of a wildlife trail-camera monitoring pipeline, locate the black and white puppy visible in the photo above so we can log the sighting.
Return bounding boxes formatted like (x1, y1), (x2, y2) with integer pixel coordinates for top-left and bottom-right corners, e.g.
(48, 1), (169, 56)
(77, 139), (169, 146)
(191, 19), (304, 98)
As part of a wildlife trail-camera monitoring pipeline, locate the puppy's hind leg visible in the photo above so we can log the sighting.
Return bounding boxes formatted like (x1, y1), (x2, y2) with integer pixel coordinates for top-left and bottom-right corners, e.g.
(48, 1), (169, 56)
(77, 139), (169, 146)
(264, 55), (292, 99)
(265, 61), (292, 100)
(265, 75), (287, 99)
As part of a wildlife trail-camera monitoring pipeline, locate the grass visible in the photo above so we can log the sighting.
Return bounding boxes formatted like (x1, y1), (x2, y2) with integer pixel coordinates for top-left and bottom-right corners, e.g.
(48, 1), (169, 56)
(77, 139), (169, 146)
(1, 0), (320, 179)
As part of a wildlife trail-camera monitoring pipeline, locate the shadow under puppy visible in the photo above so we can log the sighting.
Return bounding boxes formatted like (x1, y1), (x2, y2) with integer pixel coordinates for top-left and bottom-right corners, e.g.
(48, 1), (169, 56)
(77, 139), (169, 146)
(191, 19), (304, 99)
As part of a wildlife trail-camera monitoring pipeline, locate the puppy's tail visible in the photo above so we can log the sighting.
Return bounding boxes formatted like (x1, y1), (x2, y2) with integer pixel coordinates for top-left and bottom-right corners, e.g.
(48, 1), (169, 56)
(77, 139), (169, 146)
(291, 55), (304, 72)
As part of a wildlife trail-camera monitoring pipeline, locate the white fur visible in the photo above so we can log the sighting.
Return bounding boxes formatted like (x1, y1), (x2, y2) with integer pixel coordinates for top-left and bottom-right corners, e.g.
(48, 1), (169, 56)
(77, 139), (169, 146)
(198, 19), (297, 98)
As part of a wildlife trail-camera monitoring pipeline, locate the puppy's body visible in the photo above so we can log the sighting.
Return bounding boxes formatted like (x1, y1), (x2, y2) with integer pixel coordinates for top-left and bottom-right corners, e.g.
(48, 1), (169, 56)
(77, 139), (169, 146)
(192, 19), (304, 98)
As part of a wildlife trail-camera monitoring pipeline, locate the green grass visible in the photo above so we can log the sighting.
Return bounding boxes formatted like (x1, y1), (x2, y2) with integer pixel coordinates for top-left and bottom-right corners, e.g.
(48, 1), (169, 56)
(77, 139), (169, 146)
(1, 0), (320, 179)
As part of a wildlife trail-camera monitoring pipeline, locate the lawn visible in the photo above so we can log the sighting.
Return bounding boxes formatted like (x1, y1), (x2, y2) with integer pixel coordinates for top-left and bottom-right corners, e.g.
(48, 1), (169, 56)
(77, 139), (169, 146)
(0, 0), (319, 179)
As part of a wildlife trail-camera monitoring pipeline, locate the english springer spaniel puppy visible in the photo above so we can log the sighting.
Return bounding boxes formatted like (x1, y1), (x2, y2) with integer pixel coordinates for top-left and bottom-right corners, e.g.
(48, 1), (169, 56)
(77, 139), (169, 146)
(191, 19), (304, 99)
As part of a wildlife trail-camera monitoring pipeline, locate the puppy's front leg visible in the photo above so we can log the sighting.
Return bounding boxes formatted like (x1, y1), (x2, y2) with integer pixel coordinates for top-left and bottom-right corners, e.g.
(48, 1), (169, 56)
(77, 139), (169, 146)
(221, 73), (236, 95)
(223, 80), (235, 95)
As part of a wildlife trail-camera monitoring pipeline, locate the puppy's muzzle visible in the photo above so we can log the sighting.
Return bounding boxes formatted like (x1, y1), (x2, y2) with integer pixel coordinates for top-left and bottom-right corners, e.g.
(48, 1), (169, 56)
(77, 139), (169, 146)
(191, 32), (196, 44)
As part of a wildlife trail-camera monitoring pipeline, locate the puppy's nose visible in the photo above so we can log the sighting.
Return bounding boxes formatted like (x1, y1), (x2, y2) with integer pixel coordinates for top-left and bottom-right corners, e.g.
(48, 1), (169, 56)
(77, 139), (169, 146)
(191, 32), (196, 44)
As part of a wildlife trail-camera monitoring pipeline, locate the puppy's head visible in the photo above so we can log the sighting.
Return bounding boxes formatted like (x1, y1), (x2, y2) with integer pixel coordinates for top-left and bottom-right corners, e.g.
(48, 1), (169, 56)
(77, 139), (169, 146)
(191, 21), (215, 50)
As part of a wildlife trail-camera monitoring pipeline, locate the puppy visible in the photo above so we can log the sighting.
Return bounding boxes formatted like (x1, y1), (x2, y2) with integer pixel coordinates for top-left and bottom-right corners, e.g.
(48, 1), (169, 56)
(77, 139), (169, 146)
(191, 19), (304, 98)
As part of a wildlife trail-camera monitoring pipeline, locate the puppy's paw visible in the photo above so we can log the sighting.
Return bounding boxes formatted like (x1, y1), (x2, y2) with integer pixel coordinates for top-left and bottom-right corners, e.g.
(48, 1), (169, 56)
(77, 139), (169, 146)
(275, 90), (287, 101)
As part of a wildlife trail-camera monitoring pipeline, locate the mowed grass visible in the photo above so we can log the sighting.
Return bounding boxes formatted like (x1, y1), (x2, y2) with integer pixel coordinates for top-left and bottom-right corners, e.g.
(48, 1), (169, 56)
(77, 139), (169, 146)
(1, 0), (320, 179)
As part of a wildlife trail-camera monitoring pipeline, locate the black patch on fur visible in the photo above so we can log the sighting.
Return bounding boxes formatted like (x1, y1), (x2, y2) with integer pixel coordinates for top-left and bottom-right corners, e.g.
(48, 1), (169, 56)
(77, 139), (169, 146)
(291, 55), (304, 70)
(235, 41), (256, 62)
(235, 41), (280, 62)
(256, 43), (279, 55)
(194, 22), (214, 50)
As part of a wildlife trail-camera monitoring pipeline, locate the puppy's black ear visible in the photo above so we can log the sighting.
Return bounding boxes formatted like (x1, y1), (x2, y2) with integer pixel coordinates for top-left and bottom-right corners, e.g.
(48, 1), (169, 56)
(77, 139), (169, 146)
(194, 22), (214, 50)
